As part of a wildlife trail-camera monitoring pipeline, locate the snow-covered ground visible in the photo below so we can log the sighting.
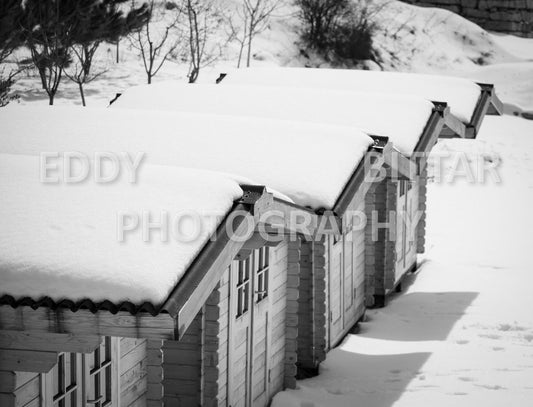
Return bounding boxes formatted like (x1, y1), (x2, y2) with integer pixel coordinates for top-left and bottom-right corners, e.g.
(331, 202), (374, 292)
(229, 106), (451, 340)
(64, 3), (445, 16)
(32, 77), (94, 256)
(271, 117), (533, 406)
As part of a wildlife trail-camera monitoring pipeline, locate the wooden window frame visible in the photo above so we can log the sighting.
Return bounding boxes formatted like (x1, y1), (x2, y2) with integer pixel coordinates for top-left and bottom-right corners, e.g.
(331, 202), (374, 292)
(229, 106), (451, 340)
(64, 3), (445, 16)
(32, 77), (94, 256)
(236, 257), (251, 318)
(255, 246), (269, 303)
(41, 337), (120, 407)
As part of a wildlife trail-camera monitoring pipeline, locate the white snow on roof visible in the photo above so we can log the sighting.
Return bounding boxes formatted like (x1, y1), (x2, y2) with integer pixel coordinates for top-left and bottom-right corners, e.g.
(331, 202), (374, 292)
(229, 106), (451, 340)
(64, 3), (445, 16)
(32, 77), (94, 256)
(112, 82), (434, 156)
(0, 153), (243, 305)
(0, 105), (373, 210)
(221, 67), (483, 125)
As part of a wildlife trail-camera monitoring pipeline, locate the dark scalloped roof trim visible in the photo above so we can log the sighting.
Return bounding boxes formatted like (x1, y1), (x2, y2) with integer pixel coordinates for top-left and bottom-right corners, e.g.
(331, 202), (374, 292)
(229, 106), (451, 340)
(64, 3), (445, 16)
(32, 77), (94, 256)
(0, 295), (161, 316)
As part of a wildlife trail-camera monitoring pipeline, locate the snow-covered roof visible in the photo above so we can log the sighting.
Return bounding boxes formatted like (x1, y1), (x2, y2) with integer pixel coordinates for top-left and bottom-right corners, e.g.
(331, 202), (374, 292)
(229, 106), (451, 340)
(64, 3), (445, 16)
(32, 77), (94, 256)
(220, 67), (483, 125)
(0, 106), (374, 210)
(112, 82), (434, 156)
(0, 153), (243, 305)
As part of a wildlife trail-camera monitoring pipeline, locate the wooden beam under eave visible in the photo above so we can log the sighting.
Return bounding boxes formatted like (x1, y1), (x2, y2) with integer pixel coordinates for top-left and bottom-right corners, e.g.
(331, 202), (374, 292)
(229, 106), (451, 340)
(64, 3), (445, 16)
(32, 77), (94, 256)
(414, 105), (447, 173)
(467, 84), (496, 139)
(442, 110), (467, 138)
(333, 145), (387, 218)
(0, 306), (176, 340)
(170, 209), (254, 337)
(0, 348), (58, 373)
(385, 149), (418, 181)
(265, 198), (318, 239)
(488, 91), (504, 115)
(0, 331), (101, 354)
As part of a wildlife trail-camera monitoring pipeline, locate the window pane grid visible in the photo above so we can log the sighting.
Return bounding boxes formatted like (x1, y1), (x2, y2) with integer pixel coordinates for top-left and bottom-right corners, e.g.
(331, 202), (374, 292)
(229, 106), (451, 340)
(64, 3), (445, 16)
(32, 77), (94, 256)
(236, 258), (250, 317)
(256, 247), (269, 303)
(49, 338), (115, 407)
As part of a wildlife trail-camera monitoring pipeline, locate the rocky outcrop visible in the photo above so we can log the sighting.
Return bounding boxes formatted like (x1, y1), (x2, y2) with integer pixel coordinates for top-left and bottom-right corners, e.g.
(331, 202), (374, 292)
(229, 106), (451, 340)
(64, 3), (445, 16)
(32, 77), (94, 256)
(402, 0), (533, 37)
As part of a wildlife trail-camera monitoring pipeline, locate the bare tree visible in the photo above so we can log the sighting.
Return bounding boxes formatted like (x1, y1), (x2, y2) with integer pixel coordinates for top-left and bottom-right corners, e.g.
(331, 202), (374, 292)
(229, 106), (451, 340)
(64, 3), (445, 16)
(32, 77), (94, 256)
(242, 0), (281, 67)
(0, 0), (25, 106)
(184, 0), (227, 83)
(65, 44), (107, 106)
(225, 10), (248, 68)
(129, 0), (184, 84)
(65, 1), (148, 106)
(21, 0), (83, 105)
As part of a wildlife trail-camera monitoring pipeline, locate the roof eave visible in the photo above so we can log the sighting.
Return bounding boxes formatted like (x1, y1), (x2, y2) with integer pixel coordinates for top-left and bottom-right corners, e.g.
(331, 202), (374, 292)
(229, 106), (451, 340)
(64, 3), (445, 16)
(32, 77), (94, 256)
(465, 83), (503, 139)
(332, 136), (389, 217)
(414, 102), (447, 172)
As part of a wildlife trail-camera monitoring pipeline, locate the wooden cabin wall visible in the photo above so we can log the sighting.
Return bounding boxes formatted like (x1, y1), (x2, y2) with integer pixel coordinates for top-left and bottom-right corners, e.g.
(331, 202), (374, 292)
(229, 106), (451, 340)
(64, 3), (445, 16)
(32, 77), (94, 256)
(159, 239), (291, 407)
(120, 337), (149, 407)
(271, 240), (291, 393)
(161, 313), (202, 407)
(0, 371), (39, 407)
(364, 178), (395, 307)
(325, 199), (367, 350)
(294, 238), (314, 373)
(366, 173), (425, 306)
(417, 166), (428, 254)
(146, 340), (164, 406)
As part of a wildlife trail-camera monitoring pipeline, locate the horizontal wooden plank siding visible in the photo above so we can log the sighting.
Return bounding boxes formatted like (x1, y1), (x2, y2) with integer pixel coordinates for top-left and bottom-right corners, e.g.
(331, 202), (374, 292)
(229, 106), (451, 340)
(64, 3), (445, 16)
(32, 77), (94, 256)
(162, 313), (202, 406)
(120, 337), (148, 407)
(417, 166), (428, 254)
(272, 239), (292, 391)
(312, 237), (328, 365)
(0, 370), (39, 407)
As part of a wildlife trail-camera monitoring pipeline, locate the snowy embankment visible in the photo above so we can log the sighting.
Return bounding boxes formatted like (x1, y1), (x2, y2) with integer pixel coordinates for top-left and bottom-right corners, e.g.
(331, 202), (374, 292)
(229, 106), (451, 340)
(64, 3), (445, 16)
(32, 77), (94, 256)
(272, 116), (533, 406)
(8, 0), (533, 114)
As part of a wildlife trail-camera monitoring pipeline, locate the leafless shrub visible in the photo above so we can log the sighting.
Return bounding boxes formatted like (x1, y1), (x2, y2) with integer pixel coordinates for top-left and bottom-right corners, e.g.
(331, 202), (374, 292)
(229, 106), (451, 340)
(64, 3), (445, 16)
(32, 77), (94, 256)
(184, 0), (229, 83)
(130, 0), (185, 84)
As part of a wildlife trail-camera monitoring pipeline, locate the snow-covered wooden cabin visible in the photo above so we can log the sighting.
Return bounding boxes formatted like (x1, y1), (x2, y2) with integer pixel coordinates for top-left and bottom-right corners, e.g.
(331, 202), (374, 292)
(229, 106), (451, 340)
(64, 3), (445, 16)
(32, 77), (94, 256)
(110, 69), (503, 374)
(0, 106), (388, 406)
(216, 67), (503, 306)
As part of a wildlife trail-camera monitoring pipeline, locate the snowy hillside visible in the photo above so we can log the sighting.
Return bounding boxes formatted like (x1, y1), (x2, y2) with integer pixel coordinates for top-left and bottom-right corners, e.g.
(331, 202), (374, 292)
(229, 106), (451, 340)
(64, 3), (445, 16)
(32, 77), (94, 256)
(7, 0), (533, 115)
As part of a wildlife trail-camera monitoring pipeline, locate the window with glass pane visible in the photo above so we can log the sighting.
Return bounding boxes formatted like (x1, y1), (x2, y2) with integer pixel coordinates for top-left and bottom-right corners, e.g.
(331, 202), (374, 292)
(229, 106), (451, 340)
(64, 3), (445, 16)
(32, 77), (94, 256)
(86, 336), (113, 407)
(51, 353), (81, 407)
(44, 337), (117, 407)
(256, 246), (269, 303)
(236, 258), (250, 317)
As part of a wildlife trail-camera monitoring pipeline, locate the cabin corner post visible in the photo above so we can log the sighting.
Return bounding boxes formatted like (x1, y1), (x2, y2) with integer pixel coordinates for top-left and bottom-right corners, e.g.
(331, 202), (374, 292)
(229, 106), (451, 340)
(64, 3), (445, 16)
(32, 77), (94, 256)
(417, 166), (428, 255)
(383, 179), (398, 292)
(201, 283), (225, 407)
(283, 239), (300, 389)
(0, 370), (40, 407)
(311, 237), (328, 365)
(146, 339), (165, 407)
(364, 178), (389, 308)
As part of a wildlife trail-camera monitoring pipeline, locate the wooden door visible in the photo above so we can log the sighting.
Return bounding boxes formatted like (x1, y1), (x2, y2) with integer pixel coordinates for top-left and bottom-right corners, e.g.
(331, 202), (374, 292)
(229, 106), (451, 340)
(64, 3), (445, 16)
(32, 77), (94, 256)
(343, 230), (356, 327)
(228, 258), (252, 407)
(395, 180), (418, 282)
(329, 236), (344, 346)
(228, 248), (271, 407)
(250, 247), (271, 407)
(404, 182), (417, 268)
(395, 181), (407, 282)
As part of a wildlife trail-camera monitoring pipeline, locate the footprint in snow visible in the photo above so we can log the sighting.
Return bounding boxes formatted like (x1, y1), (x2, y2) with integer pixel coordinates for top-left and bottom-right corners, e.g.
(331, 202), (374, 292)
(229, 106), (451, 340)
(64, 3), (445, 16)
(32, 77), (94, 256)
(475, 384), (507, 390)
(456, 339), (470, 345)
(326, 388), (345, 395)
(458, 377), (475, 382)
(498, 323), (527, 332)
(389, 369), (402, 374)
(492, 347), (505, 351)
(479, 333), (501, 340)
